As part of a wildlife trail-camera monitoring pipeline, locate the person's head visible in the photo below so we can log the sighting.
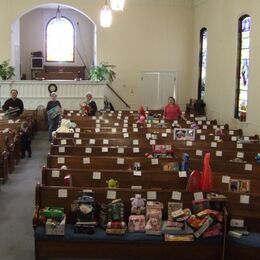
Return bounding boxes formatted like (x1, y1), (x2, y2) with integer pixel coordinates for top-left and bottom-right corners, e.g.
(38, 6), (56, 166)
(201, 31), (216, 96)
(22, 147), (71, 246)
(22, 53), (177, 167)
(50, 92), (57, 101)
(86, 92), (92, 101)
(168, 96), (175, 105)
(10, 89), (18, 100)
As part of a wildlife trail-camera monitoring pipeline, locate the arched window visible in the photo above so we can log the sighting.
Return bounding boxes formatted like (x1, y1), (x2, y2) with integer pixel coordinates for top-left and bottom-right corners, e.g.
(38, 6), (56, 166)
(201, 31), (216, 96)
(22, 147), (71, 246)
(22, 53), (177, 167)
(198, 28), (208, 100)
(46, 17), (74, 62)
(235, 15), (251, 120)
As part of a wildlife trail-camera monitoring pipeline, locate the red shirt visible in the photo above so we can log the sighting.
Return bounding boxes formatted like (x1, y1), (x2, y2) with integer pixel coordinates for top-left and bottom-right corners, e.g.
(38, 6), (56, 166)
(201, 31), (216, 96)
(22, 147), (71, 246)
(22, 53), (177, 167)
(164, 104), (182, 120)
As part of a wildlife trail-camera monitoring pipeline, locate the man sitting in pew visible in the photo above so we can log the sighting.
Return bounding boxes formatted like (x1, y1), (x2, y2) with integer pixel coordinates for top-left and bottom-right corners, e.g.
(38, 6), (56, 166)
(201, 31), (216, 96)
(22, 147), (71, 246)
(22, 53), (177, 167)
(2, 89), (24, 118)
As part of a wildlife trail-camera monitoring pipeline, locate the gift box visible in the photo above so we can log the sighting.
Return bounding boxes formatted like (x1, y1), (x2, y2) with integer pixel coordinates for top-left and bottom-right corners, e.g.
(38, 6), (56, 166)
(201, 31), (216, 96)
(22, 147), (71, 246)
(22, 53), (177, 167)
(74, 221), (96, 234)
(128, 215), (145, 232)
(45, 215), (66, 235)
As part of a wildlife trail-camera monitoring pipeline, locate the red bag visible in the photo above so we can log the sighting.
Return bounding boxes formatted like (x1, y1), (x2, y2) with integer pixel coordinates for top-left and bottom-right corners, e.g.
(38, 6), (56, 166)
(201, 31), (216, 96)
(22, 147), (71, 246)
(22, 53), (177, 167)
(201, 153), (213, 192)
(186, 170), (201, 192)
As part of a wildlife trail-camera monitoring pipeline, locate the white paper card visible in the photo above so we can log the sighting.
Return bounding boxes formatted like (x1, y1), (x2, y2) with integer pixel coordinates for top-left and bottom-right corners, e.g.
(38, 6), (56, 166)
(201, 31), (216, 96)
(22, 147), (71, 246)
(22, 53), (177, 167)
(125, 116), (129, 120)
(196, 150), (203, 156)
(92, 116), (96, 120)
(206, 121), (211, 125)
(186, 121), (191, 124)
(231, 136), (237, 141)
(57, 157), (65, 164)
(133, 171), (142, 176)
(133, 140), (139, 145)
(83, 157), (90, 164)
(123, 124), (128, 128)
(93, 171), (101, 180)
(67, 113), (71, 117)
(222, 176), (230, 184)
(123, 133), (129, 138)
(61, 139), (67, 145)
(240, 195), (250, 204)
(174, 120), (178, 124)
(186, 141), (192, 146)
(151, 158), (159, 165)
(103, 119), (108, 124)
(99, 116), (103, 120)
(197, 129), (202, 134)
(230, 219), (244, 228)
(172, 191), (182, 201)
(75, 128), (80, 133)
(102, 147), (108, 153)
(229, 130), (234, 135)
(107, 190), (116, 199)
(103, 139), (109, 145)
(112, 128), (117, 133)
(190, 114), (194, 118)
(96, 124), (101, 128)
(245, 164), (252, 171)
(220, 126), (225, 130)
(203, 125), (208, 129)
(95, 128), (100, 133)
(147, 124), (151, 128)
(76, 139), (82, 145)
(214, 136), (220, 141)
(147, 191), (157, 200)
(178, 171), (187, 178)
(85, 148), (92, 154)
(132, 124), (137, 128)
(244, 136), (250, 141)
(130, 111), (134, 114)
(146, 133), (151, 139)
(89, 139), (95, 144)
(59, 147), (65, 153)
(213, 125), (218, 129)
(216, 151), (222, 157)
(118, 147), (124, 154)
(122, 128), (127, 133)
(133, 128), (138, 132)
(52, 170), (60, 178)
(211, 142), (217, 148)
(237, 143), (243, 149)
(200, 135), (206, 140)
(76, 113), (80, 116)
(166, 129), (171, 133)
(124, 120), (128, 123)
(117, 158), (124, 165)
(133, 147), (140, 153)
(114, 123), (119, 126)
(237, 152), (244, 158)
(58, 189), (67, 198)
(194, 192), (203, 201)
(162, 133), (167, 137)
(150, 140), (156, 145)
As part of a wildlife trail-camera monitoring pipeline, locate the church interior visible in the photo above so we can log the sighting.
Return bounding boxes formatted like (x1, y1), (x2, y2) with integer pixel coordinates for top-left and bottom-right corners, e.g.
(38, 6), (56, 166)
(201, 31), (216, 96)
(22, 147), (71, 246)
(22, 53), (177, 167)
(0, 0), (260, 259)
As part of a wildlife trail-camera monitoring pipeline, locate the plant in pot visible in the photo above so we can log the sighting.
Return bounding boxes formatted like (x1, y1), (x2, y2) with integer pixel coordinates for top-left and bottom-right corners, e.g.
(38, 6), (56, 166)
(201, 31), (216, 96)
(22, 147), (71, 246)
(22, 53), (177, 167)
(89, 62), (116, 83)
(0, 60), (15, 80)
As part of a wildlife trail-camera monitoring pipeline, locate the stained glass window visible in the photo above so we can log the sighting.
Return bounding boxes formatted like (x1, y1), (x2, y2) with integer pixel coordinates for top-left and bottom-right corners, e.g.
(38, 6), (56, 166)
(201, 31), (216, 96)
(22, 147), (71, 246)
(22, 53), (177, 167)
(198, 28), (208, 100)
(235, 15), (251, 120)
(46, 17), (74, 62)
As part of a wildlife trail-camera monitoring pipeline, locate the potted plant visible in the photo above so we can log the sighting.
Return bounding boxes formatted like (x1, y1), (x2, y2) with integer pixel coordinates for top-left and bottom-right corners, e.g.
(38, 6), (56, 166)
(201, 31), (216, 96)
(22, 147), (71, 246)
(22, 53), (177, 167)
(0, 60), (15, 80)
(89, 62), (116, 83)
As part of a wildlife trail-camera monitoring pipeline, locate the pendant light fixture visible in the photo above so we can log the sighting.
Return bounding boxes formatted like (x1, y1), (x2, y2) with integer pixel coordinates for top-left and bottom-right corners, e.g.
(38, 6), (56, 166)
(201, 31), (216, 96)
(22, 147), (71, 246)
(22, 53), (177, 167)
(110, 0), (125, 11)
(100, 1), (112, 28)
(56, 5), (62, 20)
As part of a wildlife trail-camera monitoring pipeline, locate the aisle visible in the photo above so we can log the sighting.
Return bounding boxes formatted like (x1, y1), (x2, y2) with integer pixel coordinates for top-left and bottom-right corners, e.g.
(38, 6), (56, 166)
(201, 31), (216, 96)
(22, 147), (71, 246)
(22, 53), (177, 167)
(0, 131), (49, 260)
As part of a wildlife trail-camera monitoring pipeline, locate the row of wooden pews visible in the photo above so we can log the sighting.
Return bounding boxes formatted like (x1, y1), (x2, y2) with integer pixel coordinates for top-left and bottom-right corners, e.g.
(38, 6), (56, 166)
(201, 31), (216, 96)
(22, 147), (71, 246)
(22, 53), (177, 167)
(34, 110), (260, 259)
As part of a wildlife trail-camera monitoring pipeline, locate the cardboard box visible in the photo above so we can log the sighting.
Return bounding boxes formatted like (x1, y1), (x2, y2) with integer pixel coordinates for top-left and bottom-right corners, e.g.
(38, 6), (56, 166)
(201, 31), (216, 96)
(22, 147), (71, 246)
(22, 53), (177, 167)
(45, 215), (66, 235)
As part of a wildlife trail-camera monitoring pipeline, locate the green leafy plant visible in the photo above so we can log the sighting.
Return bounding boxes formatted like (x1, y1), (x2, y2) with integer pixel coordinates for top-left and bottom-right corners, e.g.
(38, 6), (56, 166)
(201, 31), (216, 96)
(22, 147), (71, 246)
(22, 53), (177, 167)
(0, 60), (15, 80)
(89, 62), (116, 83)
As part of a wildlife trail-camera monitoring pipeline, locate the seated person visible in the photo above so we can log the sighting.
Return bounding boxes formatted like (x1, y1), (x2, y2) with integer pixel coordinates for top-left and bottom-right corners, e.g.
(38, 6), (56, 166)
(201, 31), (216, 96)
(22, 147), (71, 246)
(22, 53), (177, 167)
(2, 89), (24, 117)
(164, 96), (187, 121)
(80, 92), (97, 116)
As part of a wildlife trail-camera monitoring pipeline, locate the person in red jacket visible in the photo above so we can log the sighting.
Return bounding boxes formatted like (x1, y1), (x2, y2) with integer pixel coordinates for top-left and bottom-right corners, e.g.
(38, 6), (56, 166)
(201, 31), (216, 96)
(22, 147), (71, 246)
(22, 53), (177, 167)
(164, 96), (187, 121)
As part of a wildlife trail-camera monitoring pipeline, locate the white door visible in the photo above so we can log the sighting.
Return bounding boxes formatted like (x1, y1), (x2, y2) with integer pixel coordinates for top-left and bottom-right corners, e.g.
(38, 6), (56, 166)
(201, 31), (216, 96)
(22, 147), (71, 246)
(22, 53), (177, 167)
(139, 71), (177, 110)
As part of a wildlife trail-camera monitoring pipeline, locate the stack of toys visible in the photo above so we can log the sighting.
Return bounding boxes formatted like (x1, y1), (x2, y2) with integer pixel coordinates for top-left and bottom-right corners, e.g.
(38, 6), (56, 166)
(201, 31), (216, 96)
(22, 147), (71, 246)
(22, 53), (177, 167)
(145, 201), (163, 235)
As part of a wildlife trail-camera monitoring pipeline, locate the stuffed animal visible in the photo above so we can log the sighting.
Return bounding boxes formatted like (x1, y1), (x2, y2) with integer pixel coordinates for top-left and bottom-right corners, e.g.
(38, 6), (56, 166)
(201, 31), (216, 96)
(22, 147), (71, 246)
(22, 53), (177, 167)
(56, 119), (76, 133)
(130, 194), (146, 215)
(136, 106), (146, 124)
(106, 179), (119, 189)
(256, 153), (260, 164)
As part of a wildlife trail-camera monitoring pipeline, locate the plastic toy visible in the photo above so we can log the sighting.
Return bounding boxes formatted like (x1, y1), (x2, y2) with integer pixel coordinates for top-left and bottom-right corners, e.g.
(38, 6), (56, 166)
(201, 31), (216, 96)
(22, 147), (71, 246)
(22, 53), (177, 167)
(106, 179), (119, 189)
(130, 194), (146, 215)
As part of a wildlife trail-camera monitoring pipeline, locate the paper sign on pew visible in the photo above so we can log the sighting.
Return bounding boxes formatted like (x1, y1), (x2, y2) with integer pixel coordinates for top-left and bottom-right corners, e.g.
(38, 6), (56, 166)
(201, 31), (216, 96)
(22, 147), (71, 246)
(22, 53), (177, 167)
(85, 147), (92, 154)
(107, 190), (117, 200)
(58, 189), (67, 198)
(240, 195), (250, 204)
(200, 135), (206, 140)
(76, 139), (82, 145)
(74, 132), (79, 138)
(112, 128), (117, 133)
(52, 170), (60, 178)
(96, 119), (100, 123)
(131, 186), (142, 190)
(132, 124), (137, 128)
(102, 147), (108, 153)
(162, 133), (167, 138)
(245, 164), (252, 171)
(61, 139), (67, 145)
(57, 157), (65, 164)
(133, 128), (138, 132)
(89, 139), (95, 144)
(151, 158), (159, 165)
(114, 123), (119, 126)
(75, 128), (80, 133)
(123, 133), (129, 138)
(122, 128), (127, 133)
(99, 116), (103, 120)
(83, 157), (90, 164)
(133, 140), (139, 145)
(96, 124), (101, 128)
(124, 124), (128, 128)
(118, 147), (124, 154)
(103, 139), (109, 145)
(117, 158), (125, 165)
(133, 147), (140, 153)
(133, 171), (142, 176)
(59, 147), (65, 153)
(196, 150), (203, 156)
(216, 151), (222, 157)
(222, 176), (231, 184)
(194, 192), (203, 200)
(172, 191), (182, 201)
(93, 171), (101, 180)
(104, 120), (109, 124)
(178, 171), (187, 178)
(203, 125), (208, 130)
(237, 143), (243, 149)
(197, 129), (202, 134)
(147, 191), (157, 200)
(95, 128), (100, 133)
(237, 152), (244, 158)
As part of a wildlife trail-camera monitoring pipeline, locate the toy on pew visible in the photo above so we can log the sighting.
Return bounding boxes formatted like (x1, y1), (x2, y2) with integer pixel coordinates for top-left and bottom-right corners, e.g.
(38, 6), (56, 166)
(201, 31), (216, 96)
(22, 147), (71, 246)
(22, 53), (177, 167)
(64, 174), (73, 186)
(106, 178), (119, 189)
(55, 119), (76, 133)
(136, 106), (146, 124)
(145, 201), (163, 235)
(38, 207), (66, 236)
(256, 153), (260, 164)
(128, 195), (146, 232)
(74, 192), (97, 234)
(152, 144), (174, 158)
(179, 153), (189, 171)
(106, 199), (126, 235)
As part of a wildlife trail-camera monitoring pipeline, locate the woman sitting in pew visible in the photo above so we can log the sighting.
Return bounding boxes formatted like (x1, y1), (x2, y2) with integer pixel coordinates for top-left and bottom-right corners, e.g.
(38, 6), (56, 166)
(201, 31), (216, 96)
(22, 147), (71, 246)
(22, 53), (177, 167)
(164, 96), (187, 121)
(80, 92), (97, 116)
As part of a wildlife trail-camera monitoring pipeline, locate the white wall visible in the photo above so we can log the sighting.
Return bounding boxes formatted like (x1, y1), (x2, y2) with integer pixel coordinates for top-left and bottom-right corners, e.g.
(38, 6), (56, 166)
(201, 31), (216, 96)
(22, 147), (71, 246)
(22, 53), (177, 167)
(20, 7), (95, 79)
(192, 0), (260, 135)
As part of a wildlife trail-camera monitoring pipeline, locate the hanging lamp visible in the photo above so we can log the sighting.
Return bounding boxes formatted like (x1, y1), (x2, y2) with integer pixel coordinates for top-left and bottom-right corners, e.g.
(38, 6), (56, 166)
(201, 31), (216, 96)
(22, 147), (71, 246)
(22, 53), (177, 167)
(100, 2), (112, 28)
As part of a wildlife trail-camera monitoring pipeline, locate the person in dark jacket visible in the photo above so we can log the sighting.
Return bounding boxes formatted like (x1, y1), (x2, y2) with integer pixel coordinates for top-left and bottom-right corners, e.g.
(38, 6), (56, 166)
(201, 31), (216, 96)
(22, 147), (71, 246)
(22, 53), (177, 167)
(80, 92), (97, 116)
(20, 121), (32, 158)
(46, 92), (62, 142)
(2, 89), (24, 117)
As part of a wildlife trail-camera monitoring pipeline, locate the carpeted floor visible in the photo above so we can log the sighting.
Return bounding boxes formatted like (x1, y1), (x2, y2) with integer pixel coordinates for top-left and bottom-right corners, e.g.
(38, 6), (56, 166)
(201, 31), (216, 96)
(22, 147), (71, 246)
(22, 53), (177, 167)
(0, 131), (49, 260)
